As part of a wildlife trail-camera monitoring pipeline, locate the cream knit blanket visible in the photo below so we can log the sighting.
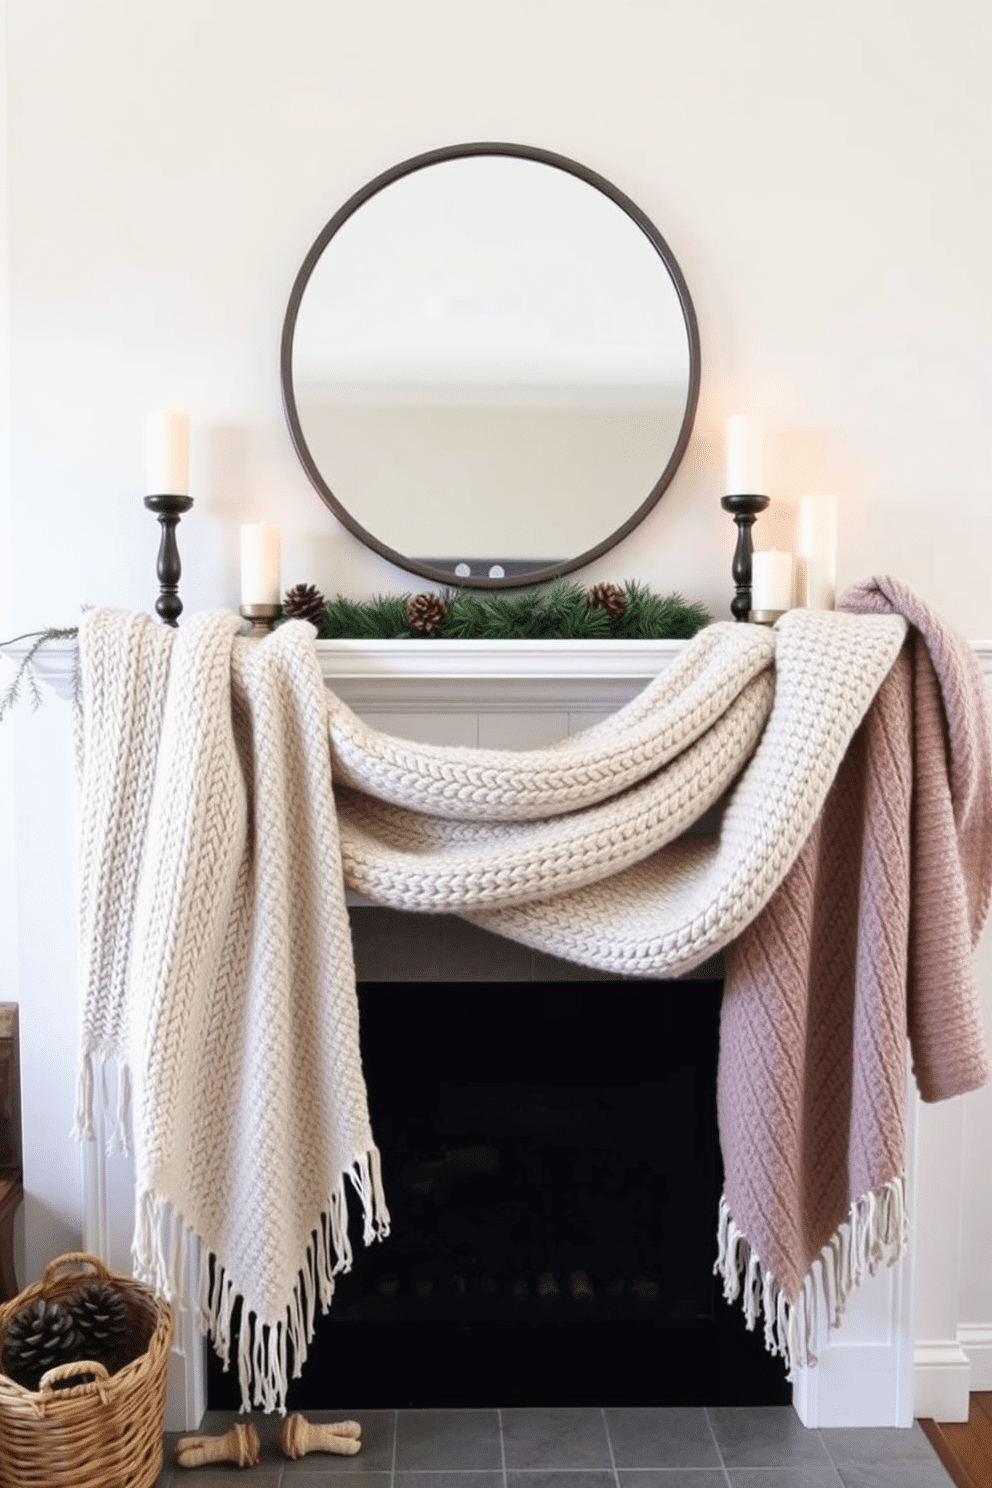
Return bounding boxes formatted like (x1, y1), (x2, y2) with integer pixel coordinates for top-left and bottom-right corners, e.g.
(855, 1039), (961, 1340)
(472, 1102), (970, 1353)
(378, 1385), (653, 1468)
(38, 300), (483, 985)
(73, 593), (986, 1410)
(75, 612), (390, 1412)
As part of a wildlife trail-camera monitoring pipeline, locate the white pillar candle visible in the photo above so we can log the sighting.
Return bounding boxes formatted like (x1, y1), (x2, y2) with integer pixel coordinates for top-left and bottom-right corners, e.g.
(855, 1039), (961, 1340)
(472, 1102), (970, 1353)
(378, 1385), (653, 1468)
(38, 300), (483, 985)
(240, 523), (282, 606)
(796, 494), (838, 609)
(725, 415), (766, 496)
(145, 409), (190, 495)
(751, 549), (794, 613)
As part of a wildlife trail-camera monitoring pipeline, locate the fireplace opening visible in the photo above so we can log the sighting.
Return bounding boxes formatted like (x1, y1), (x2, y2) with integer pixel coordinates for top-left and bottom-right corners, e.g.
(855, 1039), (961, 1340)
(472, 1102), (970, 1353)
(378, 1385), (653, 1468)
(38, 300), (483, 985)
(209, 976), (791, 1410)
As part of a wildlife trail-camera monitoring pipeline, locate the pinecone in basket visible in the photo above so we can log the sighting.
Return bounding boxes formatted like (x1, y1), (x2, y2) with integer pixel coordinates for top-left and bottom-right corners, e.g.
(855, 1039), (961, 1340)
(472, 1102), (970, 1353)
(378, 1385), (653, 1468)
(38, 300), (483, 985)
(585, 582), (627, 621)
(282, 582), (327, 629)
(65, 1280), (129, 1372)
(1, 1298), (83, 1391)
(405, 592), (448, 634)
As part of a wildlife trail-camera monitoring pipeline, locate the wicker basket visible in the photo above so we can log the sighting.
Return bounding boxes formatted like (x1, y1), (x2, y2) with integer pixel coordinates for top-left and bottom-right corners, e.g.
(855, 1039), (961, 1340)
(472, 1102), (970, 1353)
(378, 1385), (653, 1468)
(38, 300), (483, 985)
(0, 1252), (173, 1488)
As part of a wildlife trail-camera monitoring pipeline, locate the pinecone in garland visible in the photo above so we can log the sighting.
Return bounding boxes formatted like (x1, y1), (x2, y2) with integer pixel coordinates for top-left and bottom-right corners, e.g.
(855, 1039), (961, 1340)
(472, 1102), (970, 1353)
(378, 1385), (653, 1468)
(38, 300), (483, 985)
(282, 583), (327, 629)
(1, 1298), (83, 1391)
(65, 1281), (129, 1373)
(585, 582), (627, 621)
(405, 593), (448, 634)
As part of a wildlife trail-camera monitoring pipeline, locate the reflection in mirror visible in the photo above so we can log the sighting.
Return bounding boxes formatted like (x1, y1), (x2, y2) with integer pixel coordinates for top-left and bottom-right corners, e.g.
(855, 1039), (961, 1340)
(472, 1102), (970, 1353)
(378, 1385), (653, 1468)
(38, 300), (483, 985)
(283, 145), (699, 587)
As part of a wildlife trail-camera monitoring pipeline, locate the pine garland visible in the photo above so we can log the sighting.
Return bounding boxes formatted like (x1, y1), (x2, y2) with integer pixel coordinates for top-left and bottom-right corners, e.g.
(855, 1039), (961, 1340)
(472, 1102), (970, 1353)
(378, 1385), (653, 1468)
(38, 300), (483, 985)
(316, 581), (711, 642)
(0, 585), (711, 721)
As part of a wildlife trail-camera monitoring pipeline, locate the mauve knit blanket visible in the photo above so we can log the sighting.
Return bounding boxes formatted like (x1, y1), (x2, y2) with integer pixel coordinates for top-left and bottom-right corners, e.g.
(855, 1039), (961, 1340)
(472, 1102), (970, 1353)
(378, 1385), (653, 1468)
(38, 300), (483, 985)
(717, 576), (992, 1368)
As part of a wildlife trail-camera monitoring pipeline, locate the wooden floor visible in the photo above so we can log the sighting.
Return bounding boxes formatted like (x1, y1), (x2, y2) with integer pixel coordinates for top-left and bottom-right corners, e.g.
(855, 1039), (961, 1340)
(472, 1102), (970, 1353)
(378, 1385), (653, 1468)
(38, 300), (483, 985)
(920, 1392), (992, 1488)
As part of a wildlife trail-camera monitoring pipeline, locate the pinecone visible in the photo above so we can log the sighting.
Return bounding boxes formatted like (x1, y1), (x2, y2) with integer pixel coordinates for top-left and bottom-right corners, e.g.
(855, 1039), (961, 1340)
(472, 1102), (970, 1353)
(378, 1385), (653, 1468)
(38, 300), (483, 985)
(65, 1281), (128, 1371)
(1, 1298), (83, 1391)
(405, 593), (448, 634)
(282, 583), (327, 629)
(585, 582), (627, 620)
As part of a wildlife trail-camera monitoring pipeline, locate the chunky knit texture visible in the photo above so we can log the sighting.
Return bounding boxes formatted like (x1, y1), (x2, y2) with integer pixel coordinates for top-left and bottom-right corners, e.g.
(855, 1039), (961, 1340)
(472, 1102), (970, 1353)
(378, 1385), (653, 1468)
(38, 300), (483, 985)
(75, 611), (389, 1414)
(332, 609), (906, 974)
(72, 588), (990, 1408)
(717, 578), (992, 1370)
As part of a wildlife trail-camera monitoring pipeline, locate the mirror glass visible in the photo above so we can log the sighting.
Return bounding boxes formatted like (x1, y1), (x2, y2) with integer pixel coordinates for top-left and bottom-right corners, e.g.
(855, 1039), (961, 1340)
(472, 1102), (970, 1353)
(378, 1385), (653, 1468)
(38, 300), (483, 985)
(282, 145), (699, 587)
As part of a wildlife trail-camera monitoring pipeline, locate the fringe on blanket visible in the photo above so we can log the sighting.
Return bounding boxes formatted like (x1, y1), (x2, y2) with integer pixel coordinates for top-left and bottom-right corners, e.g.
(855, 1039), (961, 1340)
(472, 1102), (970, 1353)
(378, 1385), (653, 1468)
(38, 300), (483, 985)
(132, 1147), (389, 1414)
(73, 1049), (133, 1155)
(81, 1112), (386, 1418)
(76, 1054), (390, 1412)
(714, 1178), (908, 1376)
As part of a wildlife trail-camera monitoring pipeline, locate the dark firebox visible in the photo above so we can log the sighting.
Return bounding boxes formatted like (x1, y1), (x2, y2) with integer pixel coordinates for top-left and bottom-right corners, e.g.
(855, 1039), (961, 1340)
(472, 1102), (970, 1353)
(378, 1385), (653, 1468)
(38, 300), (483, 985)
(208, 978), (790, 1410)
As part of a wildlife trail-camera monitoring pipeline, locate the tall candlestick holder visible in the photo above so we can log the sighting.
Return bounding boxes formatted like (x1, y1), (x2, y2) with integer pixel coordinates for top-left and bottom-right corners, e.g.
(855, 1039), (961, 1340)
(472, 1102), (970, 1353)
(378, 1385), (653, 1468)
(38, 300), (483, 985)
(721, 493), (770, 622)
(144, 493), (193, 626)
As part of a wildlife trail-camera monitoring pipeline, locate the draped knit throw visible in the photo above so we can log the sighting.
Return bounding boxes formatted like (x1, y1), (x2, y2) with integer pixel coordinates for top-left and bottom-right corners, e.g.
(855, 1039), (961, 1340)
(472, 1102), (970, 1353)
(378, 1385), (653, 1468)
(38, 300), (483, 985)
(73, 577), (992, 1412)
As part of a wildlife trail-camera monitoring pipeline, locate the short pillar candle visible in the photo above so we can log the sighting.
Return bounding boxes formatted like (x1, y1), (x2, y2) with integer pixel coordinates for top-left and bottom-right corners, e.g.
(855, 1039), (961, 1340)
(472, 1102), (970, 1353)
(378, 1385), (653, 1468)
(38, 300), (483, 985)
(751, 549), (794, 616)
(240, 523), (282, 607)
(796, 494), (838, 609)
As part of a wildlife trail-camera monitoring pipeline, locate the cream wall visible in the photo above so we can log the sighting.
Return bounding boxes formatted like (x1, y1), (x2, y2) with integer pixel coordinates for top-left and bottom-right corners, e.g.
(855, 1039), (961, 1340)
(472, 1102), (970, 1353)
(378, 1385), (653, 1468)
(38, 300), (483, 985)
(5, 0), (992, 633)
(2, 0), (992, 1399)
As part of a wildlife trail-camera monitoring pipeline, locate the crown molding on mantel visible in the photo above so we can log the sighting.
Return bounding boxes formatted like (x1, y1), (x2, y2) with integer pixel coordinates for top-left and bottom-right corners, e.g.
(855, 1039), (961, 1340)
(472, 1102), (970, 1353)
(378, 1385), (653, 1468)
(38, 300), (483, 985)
(6, 634), (992, 710)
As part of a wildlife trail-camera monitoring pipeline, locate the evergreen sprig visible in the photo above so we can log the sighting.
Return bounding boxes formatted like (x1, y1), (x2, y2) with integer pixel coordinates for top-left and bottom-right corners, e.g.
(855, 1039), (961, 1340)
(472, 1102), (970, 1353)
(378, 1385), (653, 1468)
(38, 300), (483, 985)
(0, 627), (80, 722)
(315, 581), (710, 642)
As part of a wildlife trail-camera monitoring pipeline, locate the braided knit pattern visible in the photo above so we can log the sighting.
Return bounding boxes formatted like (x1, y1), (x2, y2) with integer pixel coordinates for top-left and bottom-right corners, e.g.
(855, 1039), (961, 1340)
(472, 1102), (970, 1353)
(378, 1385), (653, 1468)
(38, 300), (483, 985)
(336, 608), (907, 975)
(75, 610), (173, 1130)
(328, 622), (776, 819)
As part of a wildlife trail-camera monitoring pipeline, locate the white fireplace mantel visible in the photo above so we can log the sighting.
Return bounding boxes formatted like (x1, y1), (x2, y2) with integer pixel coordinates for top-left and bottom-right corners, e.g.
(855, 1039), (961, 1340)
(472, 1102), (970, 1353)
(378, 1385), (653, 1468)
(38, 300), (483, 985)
(18, 632), (992, 700)
(7, 629), (992, 1432)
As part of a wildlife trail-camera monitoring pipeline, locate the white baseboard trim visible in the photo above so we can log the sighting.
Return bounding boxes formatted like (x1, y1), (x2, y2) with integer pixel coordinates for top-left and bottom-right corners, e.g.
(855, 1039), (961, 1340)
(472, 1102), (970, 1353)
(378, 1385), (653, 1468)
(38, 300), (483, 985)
(914, 1340), (972, 1422)
(794, 1343), (914, 1429)
(164, 1328), (206, 1433)
(162, 1236), (207, 1432)
(958, 1324), (992, 1392)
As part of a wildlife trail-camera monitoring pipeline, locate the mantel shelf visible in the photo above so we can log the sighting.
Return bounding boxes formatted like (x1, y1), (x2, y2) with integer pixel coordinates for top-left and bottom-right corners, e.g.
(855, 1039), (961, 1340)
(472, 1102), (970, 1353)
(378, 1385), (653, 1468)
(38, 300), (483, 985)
(5, 634), (992, 711)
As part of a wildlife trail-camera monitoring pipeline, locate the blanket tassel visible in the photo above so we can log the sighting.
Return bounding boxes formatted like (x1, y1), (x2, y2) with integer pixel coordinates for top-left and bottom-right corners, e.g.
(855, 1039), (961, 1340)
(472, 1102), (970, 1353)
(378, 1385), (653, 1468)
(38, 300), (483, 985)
(134, 1146), (390, 1414)
(714, 1176), (907, 1376)
(72, 1050), (133, 1155)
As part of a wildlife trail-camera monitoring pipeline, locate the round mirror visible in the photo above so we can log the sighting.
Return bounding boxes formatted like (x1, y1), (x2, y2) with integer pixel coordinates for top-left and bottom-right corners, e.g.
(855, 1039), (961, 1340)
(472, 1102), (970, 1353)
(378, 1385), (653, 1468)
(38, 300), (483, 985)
(281, 143), (700, 588)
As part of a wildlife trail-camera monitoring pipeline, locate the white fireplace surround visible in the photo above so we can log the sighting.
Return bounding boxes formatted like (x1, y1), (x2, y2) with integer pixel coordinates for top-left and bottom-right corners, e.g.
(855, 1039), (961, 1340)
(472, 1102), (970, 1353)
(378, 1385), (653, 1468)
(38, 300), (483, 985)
(19, 632), (992, 1432)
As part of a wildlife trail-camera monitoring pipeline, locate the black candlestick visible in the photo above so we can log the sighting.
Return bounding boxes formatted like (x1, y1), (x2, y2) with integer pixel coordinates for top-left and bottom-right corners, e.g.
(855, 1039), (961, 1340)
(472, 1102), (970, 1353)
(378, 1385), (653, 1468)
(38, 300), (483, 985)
(721, 493), (770, 622)
(144, 493), (194, 627)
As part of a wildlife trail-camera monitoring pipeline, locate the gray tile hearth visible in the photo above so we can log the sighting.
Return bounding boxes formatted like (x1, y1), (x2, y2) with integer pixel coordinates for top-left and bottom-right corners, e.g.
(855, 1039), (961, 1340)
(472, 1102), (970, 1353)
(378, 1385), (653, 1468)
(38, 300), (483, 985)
(724, 1471), (843, 1488)
(502, 1407), (613, 1469)
(155, 1407), (956, 1487)
(707, 1408), (834, 1469)
(818, 1423), (944, 1467)
(396, 1410), (504, 1471)
(618, 1475), (728, 1488)
(606, 1406), (722, 1469)
(506, 1474), (617, 1488)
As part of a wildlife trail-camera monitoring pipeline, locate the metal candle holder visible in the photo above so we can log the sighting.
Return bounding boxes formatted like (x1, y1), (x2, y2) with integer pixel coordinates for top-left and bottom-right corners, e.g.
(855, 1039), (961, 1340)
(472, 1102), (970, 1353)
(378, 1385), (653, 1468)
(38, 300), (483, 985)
(144, 493), (193, 626)
(239, 604), (281, 637)
(721, 493), (770, 622)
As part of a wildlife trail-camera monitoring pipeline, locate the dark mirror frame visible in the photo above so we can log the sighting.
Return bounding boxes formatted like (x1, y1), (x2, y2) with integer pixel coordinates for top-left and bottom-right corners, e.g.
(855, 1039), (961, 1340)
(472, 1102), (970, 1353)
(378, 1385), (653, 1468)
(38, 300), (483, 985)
(280, 142), (701, 590)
